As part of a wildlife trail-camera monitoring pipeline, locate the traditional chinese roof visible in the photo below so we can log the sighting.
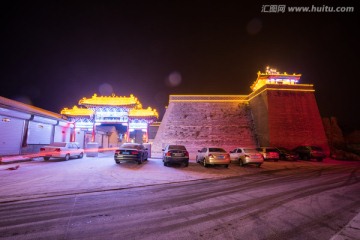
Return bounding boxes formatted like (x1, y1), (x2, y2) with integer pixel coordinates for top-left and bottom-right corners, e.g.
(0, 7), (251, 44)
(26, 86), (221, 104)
(250, 66), (302, 91)
(129, 106), (159, 119)
(61, 106), (94, 117)
(79, 94), (140, 107)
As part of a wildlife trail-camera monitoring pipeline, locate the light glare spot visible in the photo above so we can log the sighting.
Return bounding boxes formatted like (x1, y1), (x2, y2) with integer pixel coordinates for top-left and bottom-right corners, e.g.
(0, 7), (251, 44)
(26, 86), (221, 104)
(166, 71), (182, 87)
(99, 83), (114, 95)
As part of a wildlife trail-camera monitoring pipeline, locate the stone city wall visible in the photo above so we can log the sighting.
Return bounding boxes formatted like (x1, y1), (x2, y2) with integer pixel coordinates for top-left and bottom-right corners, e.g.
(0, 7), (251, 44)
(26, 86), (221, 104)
(248, 84), (329, 153)
(151, 96), (258, 159)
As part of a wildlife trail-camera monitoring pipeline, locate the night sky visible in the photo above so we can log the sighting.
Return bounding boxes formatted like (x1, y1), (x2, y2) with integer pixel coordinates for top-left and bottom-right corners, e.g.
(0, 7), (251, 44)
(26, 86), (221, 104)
(1, 1), (359, 131)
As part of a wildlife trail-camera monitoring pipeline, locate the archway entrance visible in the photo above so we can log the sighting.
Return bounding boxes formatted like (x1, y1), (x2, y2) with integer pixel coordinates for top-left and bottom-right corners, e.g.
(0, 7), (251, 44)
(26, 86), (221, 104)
(61, 94), (158, 147)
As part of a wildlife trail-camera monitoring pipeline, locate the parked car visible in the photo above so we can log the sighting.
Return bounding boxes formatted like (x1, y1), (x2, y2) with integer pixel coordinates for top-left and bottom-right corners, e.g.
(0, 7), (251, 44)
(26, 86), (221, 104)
(196, 147), (230, 168)
(256, 147), (280, 161)
(275, 147), (299, 161)
(114, 143), (148, 165)
(40, 142), (84, 161)
(292, 145), (326, 161)
(162, 145), (189, 167)
(229, 147), (264, 167)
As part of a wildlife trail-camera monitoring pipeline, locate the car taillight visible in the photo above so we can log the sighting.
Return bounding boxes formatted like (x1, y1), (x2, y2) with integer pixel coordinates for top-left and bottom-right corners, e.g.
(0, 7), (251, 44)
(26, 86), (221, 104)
(166, 152), (172, 156)
(244, 154), (249, 158)
(131, 151), (139, 155)
(209, 154), (214, 158)
(225, 154), (230, 158)
(40, 148), (45, 151)
(55, 148), (61, 152)
(115, 150), (120, 154)
(185, 151), (189, 157)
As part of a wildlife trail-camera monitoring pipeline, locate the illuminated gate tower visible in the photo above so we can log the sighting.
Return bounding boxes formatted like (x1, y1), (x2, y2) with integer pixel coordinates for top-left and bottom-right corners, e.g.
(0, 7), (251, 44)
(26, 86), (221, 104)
(61, 94), (158, 143)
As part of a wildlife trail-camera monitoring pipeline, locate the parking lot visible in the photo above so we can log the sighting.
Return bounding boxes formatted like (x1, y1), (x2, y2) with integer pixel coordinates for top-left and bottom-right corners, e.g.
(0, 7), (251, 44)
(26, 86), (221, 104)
(0, 152), (355, 202)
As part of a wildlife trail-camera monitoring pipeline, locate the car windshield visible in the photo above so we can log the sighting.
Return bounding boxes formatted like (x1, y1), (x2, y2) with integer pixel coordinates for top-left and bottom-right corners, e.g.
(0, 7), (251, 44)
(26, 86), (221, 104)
(168, 145), (186, 150)
(244, 149), (258, 153)
(209, 148), (226, 153)
(121, 144), (141, 150)
(50, 142), (66, 147)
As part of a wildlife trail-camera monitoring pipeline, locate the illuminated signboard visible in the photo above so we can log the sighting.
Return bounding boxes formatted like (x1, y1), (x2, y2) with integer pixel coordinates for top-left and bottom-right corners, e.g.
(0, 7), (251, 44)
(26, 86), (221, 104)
(129, 122), (148, 129)
(95, 110), (128, 123)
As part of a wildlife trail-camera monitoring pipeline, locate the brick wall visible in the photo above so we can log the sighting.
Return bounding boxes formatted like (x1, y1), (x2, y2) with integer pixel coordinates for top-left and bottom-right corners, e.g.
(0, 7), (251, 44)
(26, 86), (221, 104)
(249, 85), (329, 154)
(249, 91), (269, 146)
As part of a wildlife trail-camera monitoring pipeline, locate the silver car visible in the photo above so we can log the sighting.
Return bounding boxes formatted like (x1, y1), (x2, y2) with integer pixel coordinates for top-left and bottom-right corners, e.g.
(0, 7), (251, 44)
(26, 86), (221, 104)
(196, 147), (230, 168)
(229, 148), (264, 167)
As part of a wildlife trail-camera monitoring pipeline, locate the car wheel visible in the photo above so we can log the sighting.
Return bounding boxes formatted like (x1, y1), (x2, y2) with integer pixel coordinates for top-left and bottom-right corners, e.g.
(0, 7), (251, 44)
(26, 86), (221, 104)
(164, 162), (168, 167)
(184, 161), (189, 167)
(64, 154), (70, 161)
(137, 159), (142, 165)
(203, 158), (208, 167)
(239, 159), (244, 167)
(257, 163), (262, 168)
(78, 152), (83, 159)
(43, 157), (50, 161)
(317, 158), (323, 162)
(224, 164), (229, 168)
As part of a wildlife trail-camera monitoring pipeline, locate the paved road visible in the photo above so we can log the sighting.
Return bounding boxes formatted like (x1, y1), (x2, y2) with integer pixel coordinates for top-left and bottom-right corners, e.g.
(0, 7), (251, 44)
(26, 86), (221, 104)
(0, 154), (359, 239)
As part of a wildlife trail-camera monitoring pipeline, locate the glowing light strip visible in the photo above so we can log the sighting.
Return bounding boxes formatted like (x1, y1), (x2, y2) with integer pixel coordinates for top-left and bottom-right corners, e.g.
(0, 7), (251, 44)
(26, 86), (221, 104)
(170, 100), (247, 103)
(169, 95), (248, 103)
(247, 87), (315, 102)
(170, 94), (246, 97)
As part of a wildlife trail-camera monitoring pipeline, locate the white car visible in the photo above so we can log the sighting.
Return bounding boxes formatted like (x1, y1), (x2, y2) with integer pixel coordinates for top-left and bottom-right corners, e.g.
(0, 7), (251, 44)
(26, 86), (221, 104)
(229, 147), (264, 167)
(40, 142), (84, 161)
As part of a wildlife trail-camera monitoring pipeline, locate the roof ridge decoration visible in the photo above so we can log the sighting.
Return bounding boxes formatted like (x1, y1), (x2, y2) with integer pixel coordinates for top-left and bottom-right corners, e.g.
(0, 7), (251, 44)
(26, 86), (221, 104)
(79, 93), (140, 106)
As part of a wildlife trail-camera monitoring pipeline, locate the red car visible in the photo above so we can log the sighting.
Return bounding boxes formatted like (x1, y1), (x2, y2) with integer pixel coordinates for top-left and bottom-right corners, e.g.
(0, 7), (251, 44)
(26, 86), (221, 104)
(256, 147), (280, 161)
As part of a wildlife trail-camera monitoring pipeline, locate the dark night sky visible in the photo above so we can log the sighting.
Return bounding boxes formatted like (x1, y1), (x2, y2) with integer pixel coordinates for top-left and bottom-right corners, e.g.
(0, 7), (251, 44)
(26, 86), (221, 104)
(1, 1), (359, 131)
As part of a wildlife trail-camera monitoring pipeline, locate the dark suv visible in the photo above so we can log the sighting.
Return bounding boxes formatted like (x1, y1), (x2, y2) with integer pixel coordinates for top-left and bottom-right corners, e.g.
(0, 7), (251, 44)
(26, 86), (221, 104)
(292, 145), (326, 161)
(275, 147), (299, 161)
(162, 145), (189, 167)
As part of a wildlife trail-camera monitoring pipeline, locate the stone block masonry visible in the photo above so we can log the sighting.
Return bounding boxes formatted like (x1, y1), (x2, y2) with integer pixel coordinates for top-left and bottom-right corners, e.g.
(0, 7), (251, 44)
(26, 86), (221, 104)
(152, 82), (329, 159)
(151, 96), (258, 159)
